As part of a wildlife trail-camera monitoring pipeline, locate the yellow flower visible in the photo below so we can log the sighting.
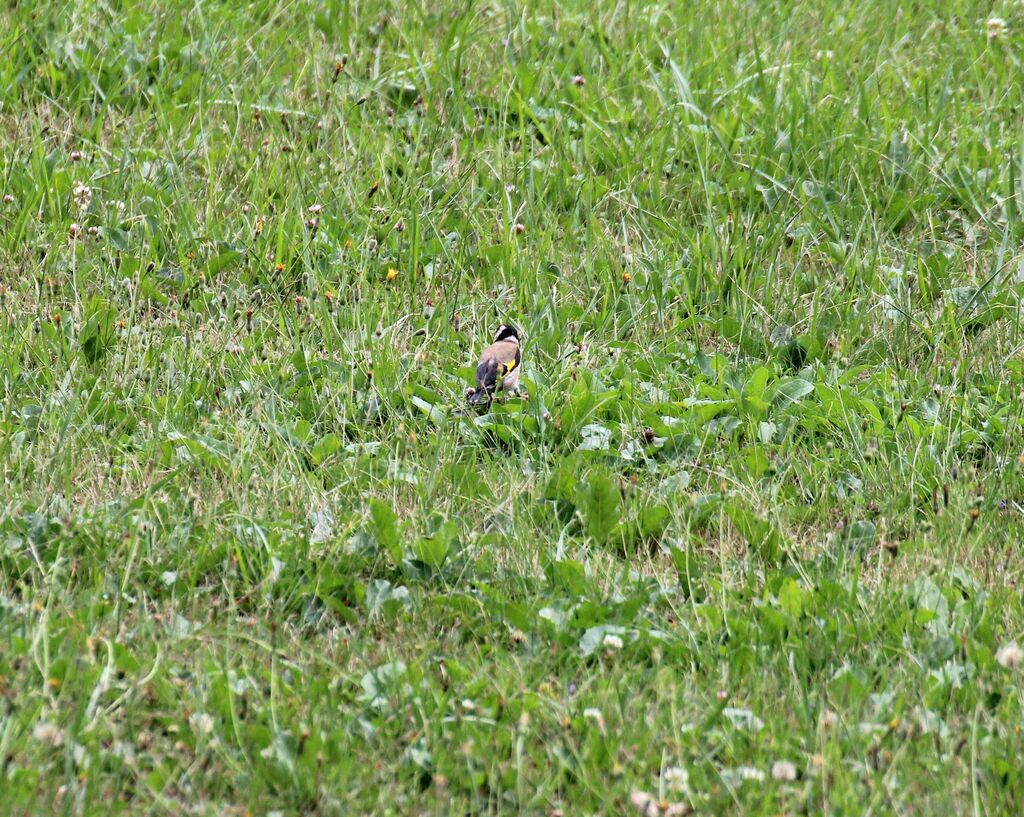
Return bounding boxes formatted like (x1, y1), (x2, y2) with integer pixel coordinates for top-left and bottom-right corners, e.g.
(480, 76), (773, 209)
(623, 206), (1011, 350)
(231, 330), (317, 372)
(386, 267), (399, 282)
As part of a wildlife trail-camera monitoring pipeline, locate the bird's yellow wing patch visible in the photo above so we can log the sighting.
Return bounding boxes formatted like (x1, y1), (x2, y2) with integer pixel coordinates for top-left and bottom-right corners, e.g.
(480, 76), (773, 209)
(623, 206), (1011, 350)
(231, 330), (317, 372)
(501, 359), (517, 375)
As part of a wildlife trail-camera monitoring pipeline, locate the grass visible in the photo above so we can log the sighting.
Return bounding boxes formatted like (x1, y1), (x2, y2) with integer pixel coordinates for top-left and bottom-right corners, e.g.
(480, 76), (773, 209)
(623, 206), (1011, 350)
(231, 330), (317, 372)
(2, 0), (1024, 813)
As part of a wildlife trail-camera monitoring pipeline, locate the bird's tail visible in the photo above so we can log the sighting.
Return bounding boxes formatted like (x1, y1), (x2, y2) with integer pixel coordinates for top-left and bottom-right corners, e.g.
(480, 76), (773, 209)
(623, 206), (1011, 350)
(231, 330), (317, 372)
(467, 388), (489, 405)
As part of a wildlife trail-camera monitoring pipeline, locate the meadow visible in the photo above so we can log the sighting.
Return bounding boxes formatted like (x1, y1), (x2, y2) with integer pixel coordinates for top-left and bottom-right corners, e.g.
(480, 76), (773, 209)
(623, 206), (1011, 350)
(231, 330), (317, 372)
(2, 0), (1024, 814)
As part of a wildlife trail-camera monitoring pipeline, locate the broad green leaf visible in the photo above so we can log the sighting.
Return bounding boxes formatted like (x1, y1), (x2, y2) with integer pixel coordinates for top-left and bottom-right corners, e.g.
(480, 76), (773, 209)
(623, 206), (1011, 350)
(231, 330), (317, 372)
(412, 534), (450, 569)
(410, 395), (444, 425)
(778, 578), (805, 618)
(412, 518), (458, 569)
(580, 467), (621, 545)
(545, 457), (579, 503)
(310, 433), (342, 465)
(772, 377), (815, 407)
(369, 499), (402, 562)
(547, 558), (588, 595)
(79, 298), (115, 364)
(206, 249), (242, 276)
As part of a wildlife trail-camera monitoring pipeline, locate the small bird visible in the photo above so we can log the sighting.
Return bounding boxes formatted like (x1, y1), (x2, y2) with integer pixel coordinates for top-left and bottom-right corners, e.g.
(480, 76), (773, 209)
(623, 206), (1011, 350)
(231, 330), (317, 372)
(467, 323), (523, 406)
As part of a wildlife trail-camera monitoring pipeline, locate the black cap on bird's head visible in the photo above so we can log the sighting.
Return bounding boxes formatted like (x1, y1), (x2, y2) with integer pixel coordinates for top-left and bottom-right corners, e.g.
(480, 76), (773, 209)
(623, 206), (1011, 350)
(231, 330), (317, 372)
(493, 322), (520, 342)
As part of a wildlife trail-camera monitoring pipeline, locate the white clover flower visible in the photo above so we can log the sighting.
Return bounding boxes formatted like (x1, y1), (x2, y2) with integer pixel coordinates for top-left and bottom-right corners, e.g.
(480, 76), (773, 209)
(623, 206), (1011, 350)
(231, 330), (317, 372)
(33, 722), (65, 746)
(603, 633), (624, 652)
(72, 182), (92, 210)
(190, 712), (214, 734)
(997, 641), (1023, 668)
(629, 791), (659, 817)
(663, 765), (690, 793)
(721, 765), (766, 784)
(988, 17), (1007, 40)
(771, 760), (798, 781)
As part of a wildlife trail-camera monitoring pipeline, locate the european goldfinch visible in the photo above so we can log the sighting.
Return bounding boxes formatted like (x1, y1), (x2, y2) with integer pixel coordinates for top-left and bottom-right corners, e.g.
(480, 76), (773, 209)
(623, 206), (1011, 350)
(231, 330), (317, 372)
(467, 323), (522, 405)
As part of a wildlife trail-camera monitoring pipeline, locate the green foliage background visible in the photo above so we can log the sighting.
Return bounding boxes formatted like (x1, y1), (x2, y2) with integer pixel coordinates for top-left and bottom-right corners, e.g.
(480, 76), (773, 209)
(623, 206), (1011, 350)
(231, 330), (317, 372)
(2, 1), (1024, 814)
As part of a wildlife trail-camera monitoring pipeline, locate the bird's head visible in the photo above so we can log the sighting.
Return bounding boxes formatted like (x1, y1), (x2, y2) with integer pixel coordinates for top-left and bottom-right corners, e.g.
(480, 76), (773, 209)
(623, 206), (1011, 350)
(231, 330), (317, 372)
(493, 322), (520, 343)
